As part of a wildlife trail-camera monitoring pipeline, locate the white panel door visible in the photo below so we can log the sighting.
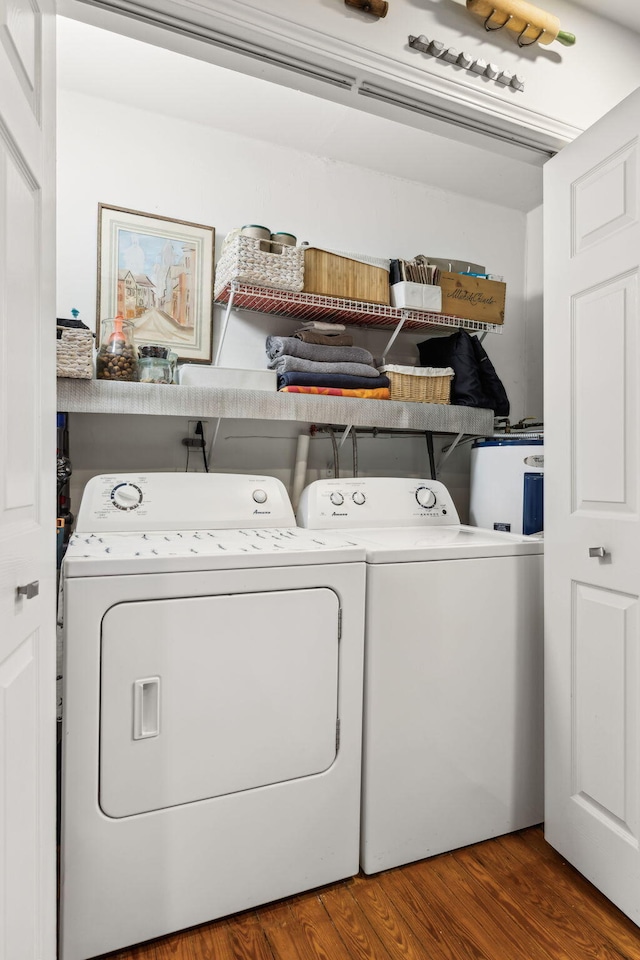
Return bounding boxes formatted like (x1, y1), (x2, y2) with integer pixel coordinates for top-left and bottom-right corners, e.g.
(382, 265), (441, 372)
(544, 86), (640, 921)
(0, 2), (56, 959)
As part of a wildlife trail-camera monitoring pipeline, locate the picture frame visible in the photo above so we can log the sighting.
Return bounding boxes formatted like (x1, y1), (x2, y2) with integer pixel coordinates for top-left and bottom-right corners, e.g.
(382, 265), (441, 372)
(97, 204), (215, 364)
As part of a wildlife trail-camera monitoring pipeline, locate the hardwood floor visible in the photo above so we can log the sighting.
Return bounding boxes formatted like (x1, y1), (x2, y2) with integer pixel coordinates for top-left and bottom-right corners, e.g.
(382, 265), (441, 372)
(101, 827), (640, 960)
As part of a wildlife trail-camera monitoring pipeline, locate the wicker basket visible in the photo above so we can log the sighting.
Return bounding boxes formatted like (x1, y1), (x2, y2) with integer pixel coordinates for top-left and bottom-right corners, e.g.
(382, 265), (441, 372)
(378, 364), (454, 404)
(56, 326), (94, 379)
(214, 234), (305, 298)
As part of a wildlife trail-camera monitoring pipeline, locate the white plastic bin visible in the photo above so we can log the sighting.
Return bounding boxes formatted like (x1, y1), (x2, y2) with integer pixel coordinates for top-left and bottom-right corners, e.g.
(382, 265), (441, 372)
(469, 436), (544, 535)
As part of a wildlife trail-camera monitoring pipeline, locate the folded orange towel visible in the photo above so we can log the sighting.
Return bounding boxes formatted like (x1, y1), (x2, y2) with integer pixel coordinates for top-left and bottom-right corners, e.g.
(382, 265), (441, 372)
(279, 386), (390, 399)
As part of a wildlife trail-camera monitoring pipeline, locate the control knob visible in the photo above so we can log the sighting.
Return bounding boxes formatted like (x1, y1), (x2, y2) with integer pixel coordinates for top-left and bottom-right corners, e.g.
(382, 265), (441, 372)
(252, 489), (268, 504)
(352, 491), (366, 505)
(111, 482), (143, 510)
(415, 486), (437, 509)
(330, 491), (344, 506)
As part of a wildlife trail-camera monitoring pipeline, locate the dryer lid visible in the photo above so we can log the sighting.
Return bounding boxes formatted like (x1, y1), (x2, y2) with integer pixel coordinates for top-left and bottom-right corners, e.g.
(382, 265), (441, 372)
(64, 527), (365, 577)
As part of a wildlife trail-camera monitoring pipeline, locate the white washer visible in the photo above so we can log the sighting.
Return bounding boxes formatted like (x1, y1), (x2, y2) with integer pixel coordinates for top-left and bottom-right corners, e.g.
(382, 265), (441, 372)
(297, 477), (544, 875)
(60, 473), (366, 960)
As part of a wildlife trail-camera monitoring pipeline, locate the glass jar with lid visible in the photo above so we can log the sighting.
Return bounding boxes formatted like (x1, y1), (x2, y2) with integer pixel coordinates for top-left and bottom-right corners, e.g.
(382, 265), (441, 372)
(96, 317), (138, 381)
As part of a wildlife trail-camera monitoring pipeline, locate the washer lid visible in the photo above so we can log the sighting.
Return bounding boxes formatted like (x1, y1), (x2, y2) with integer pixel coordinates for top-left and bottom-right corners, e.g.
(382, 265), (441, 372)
(64, 527), (365, 577)
(318, 524), (544, 562)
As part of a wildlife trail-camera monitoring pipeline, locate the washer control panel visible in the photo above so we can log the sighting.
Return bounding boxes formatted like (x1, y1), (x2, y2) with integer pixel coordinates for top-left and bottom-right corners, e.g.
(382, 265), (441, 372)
(297, 477), (460, 529)
(76, 473), (295, 533)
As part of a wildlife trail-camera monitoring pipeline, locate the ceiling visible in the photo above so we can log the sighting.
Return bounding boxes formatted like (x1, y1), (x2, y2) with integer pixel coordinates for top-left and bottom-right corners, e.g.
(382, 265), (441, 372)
(56, 17), (544, 213)
(570, 0), (640, 35)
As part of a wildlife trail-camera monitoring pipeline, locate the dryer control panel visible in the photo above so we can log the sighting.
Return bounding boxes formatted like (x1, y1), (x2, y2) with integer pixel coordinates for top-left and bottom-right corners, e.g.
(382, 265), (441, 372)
(297, 478), (460, 529)
(76, 473), (296, 533)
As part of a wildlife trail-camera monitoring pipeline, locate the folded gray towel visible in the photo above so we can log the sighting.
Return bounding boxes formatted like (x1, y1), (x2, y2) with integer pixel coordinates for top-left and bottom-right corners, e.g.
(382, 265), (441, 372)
(294, 330), (354, 347)
(266, 335), (373, 366)
(270, 355), (381, 378)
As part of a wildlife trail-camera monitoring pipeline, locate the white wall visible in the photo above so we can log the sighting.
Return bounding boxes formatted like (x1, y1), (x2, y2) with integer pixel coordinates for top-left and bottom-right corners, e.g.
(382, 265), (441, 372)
(57, 55), (541, 518)
(524, 205), (544, 422)
(57, 90), (532, 398)
(66, 414), (477, 522)
(56, 17), (544, 212)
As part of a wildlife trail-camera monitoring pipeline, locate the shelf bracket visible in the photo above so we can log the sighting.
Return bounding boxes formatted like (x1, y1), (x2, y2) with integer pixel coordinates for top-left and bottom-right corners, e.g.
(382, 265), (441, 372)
(214, 283), (236, 365)
(381, 312), (408, 362)
(436, 431), (464, 473)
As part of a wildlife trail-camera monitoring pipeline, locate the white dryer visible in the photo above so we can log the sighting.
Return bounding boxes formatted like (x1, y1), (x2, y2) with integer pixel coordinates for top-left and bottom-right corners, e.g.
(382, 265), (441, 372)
(297, 477), (543, 875)
(60, 473), (366, 960)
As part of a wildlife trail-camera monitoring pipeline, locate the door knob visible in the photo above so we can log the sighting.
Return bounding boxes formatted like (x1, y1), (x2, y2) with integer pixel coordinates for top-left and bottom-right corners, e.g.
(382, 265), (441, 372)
(16, 581), (39, 599)
(588, 547), (607, 559)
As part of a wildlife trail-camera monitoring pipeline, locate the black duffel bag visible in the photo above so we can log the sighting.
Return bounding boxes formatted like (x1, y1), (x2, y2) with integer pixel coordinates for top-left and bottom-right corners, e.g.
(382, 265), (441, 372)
(417, 329), (509, 416)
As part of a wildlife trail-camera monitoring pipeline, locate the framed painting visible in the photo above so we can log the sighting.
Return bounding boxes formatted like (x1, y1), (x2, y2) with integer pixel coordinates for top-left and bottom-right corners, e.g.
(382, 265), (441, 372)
(97, 204), (215, 363)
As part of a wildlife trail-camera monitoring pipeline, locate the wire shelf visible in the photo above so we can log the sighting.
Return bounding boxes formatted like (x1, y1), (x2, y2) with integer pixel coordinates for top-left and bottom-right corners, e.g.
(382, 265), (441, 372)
(215, 281), (504, 335)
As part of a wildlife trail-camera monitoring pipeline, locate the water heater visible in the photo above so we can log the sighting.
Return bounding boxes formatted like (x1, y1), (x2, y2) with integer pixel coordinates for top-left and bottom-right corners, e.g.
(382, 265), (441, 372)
(469, 436), (544, 535)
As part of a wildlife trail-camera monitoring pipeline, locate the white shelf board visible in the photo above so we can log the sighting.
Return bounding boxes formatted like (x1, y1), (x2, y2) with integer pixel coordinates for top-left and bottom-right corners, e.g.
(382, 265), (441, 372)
(57, 380), (494, 434)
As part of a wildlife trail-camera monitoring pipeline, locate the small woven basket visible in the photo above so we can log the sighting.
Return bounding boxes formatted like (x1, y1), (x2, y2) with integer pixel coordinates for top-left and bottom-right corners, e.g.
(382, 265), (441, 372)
(214, 234), (304, 297)
(56, 326), (94, 379)
(378, 364), (454, 404)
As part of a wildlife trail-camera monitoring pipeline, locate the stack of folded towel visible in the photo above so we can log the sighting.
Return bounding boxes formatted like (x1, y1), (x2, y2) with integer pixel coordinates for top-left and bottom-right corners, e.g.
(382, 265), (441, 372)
(266, 321), (390, 399)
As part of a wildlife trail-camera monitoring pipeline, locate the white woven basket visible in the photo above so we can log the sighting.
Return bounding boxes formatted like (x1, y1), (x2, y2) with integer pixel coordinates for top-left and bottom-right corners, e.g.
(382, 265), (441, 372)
(214, 234), (304, 297)
(56, 327), (94, 379)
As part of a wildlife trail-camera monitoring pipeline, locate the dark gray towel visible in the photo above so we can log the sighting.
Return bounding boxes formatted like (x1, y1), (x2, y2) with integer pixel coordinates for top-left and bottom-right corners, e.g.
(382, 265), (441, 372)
(266, 335), (373, 366)
(270, 355), (381, 378)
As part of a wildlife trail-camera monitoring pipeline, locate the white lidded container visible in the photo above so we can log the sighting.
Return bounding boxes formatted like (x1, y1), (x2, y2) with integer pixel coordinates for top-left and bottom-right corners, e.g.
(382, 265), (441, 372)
(176, 364), (277, 391)
(469, 435), (544, 535)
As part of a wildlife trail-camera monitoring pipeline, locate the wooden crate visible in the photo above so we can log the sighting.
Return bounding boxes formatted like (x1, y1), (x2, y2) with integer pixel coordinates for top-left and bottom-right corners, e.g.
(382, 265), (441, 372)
(439, 272), (506, 325)
(303, 248), (390, 305)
